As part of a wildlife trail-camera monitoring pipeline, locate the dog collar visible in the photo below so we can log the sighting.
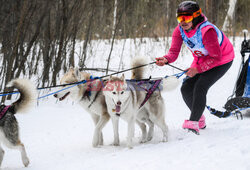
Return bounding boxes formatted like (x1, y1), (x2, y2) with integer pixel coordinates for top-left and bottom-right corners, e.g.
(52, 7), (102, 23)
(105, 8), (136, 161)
(0, 105), (11, 120)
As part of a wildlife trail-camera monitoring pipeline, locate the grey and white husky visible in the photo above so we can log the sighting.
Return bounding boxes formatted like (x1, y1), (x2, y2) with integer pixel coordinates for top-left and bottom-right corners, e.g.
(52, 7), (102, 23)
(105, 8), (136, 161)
(54, 68), (110, 147)
(0, 79), (37, 167)
(103, 57), (177, 148)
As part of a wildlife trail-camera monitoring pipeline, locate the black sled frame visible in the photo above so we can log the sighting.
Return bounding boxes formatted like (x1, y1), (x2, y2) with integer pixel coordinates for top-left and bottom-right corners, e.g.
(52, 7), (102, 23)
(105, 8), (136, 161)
(208, 31), (250, 119)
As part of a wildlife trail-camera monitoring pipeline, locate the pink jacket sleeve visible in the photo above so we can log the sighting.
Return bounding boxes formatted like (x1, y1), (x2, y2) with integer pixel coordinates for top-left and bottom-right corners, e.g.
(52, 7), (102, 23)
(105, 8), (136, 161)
(163, 26), (183, 63)
(193, 28), (222, 73)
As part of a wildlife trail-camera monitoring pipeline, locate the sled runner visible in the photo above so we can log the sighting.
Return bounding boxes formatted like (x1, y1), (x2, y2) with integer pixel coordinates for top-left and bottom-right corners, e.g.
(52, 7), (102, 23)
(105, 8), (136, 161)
(208, 30), (250, 119)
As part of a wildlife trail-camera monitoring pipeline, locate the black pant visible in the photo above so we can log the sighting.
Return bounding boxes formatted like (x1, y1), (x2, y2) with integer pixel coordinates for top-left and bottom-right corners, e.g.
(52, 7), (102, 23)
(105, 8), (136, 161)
(181, 61), (233, 121)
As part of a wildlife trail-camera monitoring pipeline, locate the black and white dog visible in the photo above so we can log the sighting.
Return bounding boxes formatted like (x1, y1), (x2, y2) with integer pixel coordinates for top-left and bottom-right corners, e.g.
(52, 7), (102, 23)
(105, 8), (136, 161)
(0, 79), (37, 167)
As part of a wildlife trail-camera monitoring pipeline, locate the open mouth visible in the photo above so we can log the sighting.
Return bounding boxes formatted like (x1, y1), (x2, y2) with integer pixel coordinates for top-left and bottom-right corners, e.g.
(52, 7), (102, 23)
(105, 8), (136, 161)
(114, 105), (121, 116)
(59, 92), (70, 101)
(115, 105), (121, 112)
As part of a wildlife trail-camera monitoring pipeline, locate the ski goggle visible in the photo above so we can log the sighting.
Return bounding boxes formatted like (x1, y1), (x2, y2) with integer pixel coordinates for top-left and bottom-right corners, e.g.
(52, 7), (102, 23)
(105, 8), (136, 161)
(176, 8), (202, 23)
(177, 15), (194, 23)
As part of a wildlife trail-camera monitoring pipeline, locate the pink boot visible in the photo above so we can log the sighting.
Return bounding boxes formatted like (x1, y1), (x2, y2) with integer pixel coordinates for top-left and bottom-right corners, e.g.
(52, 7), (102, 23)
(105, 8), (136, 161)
(182, 120), (200, 135)
(199, 114), (206, 129)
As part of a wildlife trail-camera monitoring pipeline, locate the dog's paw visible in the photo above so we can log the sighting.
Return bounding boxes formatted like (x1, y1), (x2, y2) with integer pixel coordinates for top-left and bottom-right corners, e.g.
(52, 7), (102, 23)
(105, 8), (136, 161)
(111, 138), (120, 146)
(147, 135), (153, 142)
(22, 157), (30, 167)
(98, 140), (103, 146)
(111, 142), (120, 146)
(139, 140), (146, 144)
(139, 138), (147, 143)
(162, 136), (168, 142)
(127, 140), (134, 149)
(92, 140), (99, 148)
(127, 145), (133, 149)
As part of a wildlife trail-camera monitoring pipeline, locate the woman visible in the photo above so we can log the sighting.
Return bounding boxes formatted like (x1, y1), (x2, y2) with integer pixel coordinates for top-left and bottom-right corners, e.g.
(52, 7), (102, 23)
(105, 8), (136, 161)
(156, 1), (234, 134)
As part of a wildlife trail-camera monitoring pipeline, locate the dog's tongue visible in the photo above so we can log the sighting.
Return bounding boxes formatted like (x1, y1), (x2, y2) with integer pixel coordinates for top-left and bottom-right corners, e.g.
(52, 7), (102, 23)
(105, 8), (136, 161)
(116, 105), (121, 113)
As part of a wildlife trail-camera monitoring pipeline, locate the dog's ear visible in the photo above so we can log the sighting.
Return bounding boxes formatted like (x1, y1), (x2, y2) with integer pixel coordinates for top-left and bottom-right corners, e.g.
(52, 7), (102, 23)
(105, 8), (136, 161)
(69, 67), (74, 72)
(74, 67), (81, 79)
(121, 74), (125, 81)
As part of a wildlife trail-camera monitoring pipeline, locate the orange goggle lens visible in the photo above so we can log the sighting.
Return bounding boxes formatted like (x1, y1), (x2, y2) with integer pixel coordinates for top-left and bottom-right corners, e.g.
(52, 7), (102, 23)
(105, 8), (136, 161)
(177, 8), (202, 23)
(177, 15), (193, 23)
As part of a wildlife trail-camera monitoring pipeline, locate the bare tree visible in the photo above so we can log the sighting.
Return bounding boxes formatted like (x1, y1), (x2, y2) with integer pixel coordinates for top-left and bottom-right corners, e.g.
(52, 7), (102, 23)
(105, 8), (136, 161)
(222, 0), (237, 32)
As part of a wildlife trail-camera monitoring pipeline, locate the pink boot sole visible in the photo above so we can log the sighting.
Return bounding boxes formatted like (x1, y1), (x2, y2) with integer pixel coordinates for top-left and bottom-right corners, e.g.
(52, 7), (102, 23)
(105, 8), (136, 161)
(182, 120), (200, 135)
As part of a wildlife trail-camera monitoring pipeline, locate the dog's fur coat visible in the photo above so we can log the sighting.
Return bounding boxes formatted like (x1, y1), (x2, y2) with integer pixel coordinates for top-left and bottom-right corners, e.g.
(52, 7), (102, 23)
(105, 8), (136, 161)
(103, 57), (169, 148)
(0, 79), (37, 167)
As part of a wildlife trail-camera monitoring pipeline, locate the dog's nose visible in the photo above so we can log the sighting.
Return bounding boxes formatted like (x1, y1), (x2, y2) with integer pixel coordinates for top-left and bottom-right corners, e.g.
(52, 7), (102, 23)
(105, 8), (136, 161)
(117, 101), (121, 105)
(54, 94), (58, 98)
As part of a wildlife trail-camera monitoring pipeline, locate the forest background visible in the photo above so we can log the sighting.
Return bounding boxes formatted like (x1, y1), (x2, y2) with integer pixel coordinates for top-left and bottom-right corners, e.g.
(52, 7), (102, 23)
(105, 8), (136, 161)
(0, 0), (249, 102)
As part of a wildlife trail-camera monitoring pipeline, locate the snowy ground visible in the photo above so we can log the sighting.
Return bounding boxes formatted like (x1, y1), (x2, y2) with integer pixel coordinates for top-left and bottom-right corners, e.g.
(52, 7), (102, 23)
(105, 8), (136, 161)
(1, 37), (250, 170)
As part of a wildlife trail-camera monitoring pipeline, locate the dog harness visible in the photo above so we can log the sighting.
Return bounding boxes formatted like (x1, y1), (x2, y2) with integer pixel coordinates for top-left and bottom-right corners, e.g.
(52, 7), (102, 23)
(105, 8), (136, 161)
(0, 105), (11, 120)
(134, 79), (162, 108)
(82, 78), (105, 109)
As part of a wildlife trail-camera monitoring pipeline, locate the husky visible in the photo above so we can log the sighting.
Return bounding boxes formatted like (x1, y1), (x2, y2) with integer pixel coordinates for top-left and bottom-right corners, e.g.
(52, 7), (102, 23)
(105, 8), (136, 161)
(103, 57), (176, 148)
(0, 79), (37, 167)
(53, 68), (110, 147)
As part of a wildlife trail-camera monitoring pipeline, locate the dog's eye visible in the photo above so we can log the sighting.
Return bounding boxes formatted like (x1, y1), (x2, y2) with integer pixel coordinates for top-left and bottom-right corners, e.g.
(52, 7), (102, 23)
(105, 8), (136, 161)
(121, 91), (124, 94)
(112, 92), (116, 95)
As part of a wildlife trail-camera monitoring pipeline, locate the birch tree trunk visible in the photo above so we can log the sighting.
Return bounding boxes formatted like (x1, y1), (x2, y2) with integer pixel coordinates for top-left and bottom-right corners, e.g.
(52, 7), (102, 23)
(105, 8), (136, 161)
(112, 0), (118, 37)
(222, 0), (237, 32)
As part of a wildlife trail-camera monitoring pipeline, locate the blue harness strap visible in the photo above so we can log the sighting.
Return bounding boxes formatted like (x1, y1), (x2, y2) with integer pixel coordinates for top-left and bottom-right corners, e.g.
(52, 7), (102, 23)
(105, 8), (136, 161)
(0, 92), (19, 97)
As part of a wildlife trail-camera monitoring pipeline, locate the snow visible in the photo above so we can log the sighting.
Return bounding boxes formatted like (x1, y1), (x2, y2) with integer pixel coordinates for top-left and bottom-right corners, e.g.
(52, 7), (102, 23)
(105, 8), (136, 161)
(1, 37), (250, 170)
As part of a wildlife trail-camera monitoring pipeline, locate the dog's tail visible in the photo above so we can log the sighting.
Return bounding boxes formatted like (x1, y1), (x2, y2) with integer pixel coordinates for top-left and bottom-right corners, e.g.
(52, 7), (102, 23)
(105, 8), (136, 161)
(161, 76), (180, 92)
(131, 56), (147, 79)
(7, 79), (37, 113)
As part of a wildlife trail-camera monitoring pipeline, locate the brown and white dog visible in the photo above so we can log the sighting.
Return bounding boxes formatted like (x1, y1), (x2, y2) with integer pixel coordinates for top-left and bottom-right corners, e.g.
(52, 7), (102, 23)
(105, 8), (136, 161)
(53, 68), (110, 147)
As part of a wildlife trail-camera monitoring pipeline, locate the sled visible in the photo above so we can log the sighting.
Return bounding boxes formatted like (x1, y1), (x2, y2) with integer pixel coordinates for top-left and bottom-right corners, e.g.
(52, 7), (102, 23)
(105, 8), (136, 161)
(208, 30), (250, 119)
